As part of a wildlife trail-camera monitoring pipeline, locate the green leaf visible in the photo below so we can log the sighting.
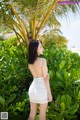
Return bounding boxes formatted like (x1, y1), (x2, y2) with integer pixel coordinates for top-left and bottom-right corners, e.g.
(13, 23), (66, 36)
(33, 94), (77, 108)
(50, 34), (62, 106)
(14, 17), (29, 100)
(6, 94), (16, 105)
(49, 70), (55, 79)
(63, 71), (68, 81)
(0, 96), (5, 105)
(60, 102), (65, 112)
(56, 71), (63, 80)
(59, 61), (65, 69)
(78, 91), (80, 100)
(68, 104), (79, 114)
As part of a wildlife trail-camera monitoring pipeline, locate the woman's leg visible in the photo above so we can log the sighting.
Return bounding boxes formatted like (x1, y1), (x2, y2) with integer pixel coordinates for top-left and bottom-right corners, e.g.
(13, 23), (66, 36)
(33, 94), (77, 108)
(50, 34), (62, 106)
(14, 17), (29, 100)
(39, 102), (48, 120)
(28, 102), (38, 120)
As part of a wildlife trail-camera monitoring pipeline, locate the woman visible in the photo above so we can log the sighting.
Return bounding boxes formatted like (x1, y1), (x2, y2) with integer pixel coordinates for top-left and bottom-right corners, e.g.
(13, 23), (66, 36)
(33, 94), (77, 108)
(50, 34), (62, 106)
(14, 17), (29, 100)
(28, 40), (52, 120)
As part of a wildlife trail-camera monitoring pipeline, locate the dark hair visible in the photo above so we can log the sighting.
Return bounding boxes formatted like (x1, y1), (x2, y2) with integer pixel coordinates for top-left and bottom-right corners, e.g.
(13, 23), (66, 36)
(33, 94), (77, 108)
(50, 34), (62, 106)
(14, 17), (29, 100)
(28, 40), (42, 64)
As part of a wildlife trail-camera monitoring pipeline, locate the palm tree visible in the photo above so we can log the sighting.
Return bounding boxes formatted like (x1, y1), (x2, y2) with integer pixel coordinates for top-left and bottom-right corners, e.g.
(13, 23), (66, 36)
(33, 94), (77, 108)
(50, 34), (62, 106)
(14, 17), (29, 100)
(0, 0), (79, 48)
(43, 30), (68, 47)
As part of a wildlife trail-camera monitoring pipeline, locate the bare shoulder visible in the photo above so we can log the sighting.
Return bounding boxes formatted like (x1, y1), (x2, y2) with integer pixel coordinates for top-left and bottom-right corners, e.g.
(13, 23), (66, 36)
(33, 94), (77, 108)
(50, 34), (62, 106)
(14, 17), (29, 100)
(41, 57), (45, 60)
(37, 57), (46, 62)
(41, 57), (47, 63)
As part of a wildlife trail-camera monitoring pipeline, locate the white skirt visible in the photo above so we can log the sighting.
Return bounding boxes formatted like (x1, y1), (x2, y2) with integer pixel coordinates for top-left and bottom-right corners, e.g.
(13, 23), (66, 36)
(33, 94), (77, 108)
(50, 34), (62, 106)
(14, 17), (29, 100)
(28, 77), (48, 104)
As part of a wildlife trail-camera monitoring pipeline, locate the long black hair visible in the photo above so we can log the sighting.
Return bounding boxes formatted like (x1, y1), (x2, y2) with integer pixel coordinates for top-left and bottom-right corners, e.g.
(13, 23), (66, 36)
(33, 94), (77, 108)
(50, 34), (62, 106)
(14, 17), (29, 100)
(28, 40), (42, 64)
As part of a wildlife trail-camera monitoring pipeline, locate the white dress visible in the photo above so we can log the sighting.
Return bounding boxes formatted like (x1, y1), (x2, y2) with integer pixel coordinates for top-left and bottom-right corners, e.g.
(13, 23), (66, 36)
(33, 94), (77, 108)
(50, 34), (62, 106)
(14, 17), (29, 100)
(28, 77), (48, 104)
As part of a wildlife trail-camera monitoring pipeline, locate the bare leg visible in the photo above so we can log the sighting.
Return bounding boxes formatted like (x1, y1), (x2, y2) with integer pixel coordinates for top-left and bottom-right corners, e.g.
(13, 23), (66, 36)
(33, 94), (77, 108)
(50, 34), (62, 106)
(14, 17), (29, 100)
(28, 102), (38, 120)
(39, 102), (48, 120)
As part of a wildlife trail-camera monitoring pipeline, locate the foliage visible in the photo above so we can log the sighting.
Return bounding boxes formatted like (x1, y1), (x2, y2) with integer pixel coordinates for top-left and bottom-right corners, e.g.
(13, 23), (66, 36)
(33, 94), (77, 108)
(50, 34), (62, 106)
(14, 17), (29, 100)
(0, 0), (80, 47)
(43, 43), (80, 120)
(0, 37), (31, 119)
(0, 37), (80, 119)
(43, 30), (68, 47)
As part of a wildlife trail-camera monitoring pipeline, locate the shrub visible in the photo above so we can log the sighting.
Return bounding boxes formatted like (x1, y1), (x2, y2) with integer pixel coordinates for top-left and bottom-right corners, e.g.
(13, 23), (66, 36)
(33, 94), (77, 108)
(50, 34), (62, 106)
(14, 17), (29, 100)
(43, 44), (80, 120)
(0, 37), (80, 120)
(0, 37), (31, 119)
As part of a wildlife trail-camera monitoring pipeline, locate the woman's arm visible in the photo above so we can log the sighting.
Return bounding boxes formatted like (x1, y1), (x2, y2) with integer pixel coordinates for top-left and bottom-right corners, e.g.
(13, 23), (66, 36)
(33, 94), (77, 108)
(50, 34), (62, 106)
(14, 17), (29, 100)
(42, 58), (52, 102)
(44, 74), (51, 95)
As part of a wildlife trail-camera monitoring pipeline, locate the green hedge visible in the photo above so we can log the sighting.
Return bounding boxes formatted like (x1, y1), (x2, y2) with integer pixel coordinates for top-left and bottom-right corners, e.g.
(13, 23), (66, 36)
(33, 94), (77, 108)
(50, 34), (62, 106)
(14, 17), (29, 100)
(0, 37), (80, 120)
(0, 37), (32, 119)
(43, 43), (80, 120)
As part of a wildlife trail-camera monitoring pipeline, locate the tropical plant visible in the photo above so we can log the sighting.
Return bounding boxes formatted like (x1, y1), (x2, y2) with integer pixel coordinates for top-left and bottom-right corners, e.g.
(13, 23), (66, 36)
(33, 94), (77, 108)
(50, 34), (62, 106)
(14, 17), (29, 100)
(0, 0), (80, 47)
(43, 30), (68, 47)
(0, 37), (80, 119)
(43, 43), (80, 120)
(0, 37), (31, 119)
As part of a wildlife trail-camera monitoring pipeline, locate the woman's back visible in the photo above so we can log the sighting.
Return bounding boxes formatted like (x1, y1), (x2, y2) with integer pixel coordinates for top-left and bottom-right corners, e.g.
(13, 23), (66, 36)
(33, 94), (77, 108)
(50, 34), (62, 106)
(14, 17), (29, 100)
(28, 57), (48, 78)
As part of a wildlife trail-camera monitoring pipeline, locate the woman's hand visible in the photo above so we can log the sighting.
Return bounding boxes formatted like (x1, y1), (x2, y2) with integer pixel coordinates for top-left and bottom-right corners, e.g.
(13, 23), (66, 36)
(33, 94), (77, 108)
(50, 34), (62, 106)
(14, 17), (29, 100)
(48, 93), (53, 102)
(45, 73), (50, 80)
